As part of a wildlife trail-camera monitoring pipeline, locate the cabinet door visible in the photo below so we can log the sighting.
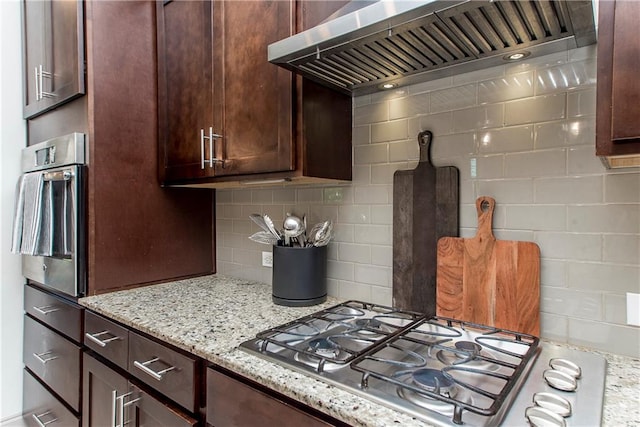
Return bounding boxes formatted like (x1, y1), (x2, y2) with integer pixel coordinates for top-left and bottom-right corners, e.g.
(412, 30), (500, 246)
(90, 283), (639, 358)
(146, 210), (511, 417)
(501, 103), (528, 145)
(82, 353), (130, 427)
(131, 384), (197, 427)
(157, 0), (215, 183)
(23, 0), (85, 118)
(212, 0), (294, 177)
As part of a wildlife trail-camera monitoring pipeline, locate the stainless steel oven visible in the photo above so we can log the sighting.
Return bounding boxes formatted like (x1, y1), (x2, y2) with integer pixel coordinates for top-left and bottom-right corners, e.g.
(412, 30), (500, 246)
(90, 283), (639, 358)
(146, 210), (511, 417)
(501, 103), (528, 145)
(13, 133), (86, 297)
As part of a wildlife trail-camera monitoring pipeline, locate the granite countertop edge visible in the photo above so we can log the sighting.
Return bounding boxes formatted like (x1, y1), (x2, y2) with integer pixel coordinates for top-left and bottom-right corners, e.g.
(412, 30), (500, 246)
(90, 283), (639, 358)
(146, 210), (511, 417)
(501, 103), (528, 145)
(79, 274), (640, 427)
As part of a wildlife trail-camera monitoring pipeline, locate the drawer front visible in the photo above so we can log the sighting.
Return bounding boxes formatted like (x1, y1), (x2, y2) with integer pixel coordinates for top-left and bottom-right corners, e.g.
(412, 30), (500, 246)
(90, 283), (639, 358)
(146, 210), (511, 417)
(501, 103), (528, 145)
(24, 284), (83, 342)
(131, 384), (197, 427)
(128, 331), (197, 412)
(84, 311), (129, 369)
(23, 369), (80, 427)
(24, 315), (81, 411)
(206, 368), (335, 427)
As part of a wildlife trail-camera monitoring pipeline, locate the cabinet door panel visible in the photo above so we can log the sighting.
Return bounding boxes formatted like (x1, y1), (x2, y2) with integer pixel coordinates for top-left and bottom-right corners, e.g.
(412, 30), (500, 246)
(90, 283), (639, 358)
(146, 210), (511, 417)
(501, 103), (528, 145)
(23, 369), (80, 427)
(83, 353), (130, 427)
(24, 315), (81, 411)
(23, 0), (84, 118)
(213, 1), (294, 177)
(206, 367), (335, 427)
(157, 0), (215, 182)
(131, 385), (197, 427)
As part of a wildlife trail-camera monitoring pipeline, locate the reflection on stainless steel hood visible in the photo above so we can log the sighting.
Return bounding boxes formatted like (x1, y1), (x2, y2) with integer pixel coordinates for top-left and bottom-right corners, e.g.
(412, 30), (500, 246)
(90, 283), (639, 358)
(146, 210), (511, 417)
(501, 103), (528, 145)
(268, 0), (596, 96)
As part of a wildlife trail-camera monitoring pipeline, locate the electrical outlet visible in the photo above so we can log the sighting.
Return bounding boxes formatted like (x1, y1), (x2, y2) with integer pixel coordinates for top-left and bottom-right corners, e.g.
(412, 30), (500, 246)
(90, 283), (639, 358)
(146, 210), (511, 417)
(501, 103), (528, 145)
(627, 293), (640, 326)
(262, 251), (273, 268)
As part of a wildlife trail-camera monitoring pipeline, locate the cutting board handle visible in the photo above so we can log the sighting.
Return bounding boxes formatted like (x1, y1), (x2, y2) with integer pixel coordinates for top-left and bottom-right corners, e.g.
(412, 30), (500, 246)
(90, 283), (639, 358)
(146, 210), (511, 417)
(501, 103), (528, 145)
(418, 130), (433, 164)
(474, 196), (496, 242)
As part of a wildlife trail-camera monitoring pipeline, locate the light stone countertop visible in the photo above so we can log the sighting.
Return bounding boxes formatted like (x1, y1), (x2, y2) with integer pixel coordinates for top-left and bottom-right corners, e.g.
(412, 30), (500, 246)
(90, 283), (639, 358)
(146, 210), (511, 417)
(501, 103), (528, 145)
(79, 274), (639, 427)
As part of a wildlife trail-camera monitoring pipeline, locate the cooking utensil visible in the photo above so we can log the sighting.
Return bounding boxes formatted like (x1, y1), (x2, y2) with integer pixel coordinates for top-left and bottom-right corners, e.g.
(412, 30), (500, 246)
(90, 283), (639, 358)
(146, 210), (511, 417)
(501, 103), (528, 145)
(392, 130), (459, 316)
(263, 214), (282, 241)
(283, 214), (305, 246)
(249, 213), (271, 233)
(436, 196), (541, 335)
(312, 221), (333, 247)
(248, 231), (279, 245)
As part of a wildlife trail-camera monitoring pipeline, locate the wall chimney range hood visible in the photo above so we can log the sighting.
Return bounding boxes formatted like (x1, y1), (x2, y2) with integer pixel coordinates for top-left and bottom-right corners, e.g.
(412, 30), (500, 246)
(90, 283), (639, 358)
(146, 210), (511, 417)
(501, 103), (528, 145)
(268, 0), (597, 96)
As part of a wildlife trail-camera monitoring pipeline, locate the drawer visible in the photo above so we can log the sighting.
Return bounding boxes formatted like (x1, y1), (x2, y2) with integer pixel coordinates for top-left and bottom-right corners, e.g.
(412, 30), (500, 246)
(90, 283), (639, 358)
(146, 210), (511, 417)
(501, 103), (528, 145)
(24, 315), (81, 411)
(128, 331), (197, 412)
(23, 369), (80, 427)
(206, 367), (335, 427)
(24, 284), (83, 343)
(84, 311), (128, 369)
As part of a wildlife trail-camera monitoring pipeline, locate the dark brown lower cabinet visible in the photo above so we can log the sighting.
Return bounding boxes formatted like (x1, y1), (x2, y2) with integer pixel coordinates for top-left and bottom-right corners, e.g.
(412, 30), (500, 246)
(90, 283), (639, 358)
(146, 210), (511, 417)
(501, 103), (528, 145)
(206, 366), (343, 427)
(83, 353), (197, 427)
(23, 369), (80, 427)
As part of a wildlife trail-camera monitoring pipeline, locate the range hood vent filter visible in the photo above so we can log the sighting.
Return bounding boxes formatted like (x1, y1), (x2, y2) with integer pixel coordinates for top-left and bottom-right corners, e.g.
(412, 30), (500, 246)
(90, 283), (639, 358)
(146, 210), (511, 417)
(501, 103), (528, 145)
(268, 0), (596, 96)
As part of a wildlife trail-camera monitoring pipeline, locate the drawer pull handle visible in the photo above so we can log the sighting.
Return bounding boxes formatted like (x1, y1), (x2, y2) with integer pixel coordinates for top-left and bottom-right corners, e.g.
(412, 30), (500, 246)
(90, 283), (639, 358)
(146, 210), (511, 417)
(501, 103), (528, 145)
(133, 357), (175, 381)
(33, 351), (58, 364)
(33, 305), (60, 315)
(112, 391), (141, 427)
(32, 411), (58, 427)
(85, 331), (121, 347)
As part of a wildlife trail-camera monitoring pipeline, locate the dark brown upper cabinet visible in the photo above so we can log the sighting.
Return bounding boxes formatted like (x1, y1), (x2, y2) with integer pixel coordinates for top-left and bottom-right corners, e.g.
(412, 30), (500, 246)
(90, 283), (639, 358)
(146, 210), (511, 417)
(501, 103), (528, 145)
(22, 0), (85, 119)
(596, 0), (640, 168)
(156, 0), (352, 188)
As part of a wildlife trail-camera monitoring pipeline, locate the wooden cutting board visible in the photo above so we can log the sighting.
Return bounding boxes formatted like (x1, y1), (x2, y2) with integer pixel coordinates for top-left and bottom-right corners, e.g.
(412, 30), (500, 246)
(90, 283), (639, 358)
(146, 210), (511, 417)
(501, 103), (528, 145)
(436, 196), (541, 336)
(392, 130), (459, 316)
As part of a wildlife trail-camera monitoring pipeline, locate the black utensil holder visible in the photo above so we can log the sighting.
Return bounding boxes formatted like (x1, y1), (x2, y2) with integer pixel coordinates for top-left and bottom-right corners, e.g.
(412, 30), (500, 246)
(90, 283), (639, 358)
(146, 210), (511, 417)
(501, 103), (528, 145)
(272, 245), (327, 307)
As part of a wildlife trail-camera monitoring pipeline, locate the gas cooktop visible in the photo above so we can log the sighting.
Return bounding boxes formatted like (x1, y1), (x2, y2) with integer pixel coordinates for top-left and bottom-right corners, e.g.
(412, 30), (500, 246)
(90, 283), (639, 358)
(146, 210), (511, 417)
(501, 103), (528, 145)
(239, 301), (606, 426)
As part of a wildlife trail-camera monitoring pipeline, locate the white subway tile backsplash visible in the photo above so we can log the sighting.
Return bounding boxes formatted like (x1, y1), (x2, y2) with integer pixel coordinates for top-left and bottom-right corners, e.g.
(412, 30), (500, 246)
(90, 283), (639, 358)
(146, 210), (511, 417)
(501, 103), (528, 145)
(371, 119), (409, 143)
(567, 146), (607, 174)
(478, 72), (534, 104)
(505, 150), (566, 178)
(354, 224), (392, 245)
(535, 232), (602, 261)
(352, 125), (371, 146)
(541, 286), (603, 320)
(504, 93), (566, 126)
(604, 293), (628, 325)
(430, 84), (477, 113)
(535, 60), (596, 95)
(535, 119), (595, 149)
(215, 47), (639, 356)
(505, 205), (566, 231)
(431, 133), (476, 159)
(568, 204), (640, 233)
(534, 176), (603, 204)
(389, 94), (430, 119)
(567, 89), (597, 118)
(476, 179), (534, 204)
(568, 318), (640, 358)
(568, 262), (640, 294)
(354, 143), (388, 165)
(354, 264), (391, 287)
(604, 173), (640, 203)
(338, 243), (371, 264)
(354, 102), (388, 126)
(408, 112), (454, 136)
(452, 105), (504, 132)
(477, 126), (534, 154)
(603, 235), (640, 265)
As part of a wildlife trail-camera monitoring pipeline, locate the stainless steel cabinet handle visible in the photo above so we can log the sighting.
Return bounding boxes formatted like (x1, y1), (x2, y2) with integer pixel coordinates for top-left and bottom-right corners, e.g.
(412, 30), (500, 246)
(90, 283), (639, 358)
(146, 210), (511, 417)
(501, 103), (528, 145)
(118, 392), (140, 427)
(38, 64), (55, 99)
(34, 66), (40, 101)
(133, 357), (175, 381)
(32, 411), (58, 427)
(200, 127), (223, 169)
(33, 350), (58, 364)
(33, 305), (60, 315)
(85, 331), (121, 347)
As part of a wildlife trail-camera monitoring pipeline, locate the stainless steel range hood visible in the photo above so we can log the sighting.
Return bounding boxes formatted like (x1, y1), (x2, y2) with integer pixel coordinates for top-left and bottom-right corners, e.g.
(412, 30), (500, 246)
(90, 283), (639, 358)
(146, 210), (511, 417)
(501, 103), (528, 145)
(268, 0), (596, 96)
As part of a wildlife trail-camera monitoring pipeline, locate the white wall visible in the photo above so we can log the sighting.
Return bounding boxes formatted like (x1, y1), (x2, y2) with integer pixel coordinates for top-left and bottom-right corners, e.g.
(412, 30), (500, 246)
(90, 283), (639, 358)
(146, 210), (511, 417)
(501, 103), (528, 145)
(216, 45), (640, 358)
(0, 0), (26, 421)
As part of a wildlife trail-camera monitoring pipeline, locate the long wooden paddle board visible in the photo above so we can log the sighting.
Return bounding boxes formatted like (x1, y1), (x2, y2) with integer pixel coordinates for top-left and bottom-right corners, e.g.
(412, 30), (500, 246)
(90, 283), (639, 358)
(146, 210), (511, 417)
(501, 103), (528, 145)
(392, 130), (459, 316)
(436, 196), (541, 335)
